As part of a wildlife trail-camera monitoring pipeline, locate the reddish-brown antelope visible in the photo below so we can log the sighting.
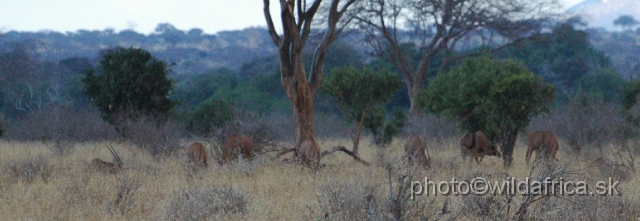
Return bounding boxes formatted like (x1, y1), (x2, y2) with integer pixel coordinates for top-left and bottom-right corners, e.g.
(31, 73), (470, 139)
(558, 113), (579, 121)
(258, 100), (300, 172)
(298, 139), (321, 167)
(221, 134), (254, 164)
(526, 130), (559, 165)
(187, 142), (208, 167)
(459, 131), (502, 164)
(88, 145), (123, 174)
(403, 134), (430, 167)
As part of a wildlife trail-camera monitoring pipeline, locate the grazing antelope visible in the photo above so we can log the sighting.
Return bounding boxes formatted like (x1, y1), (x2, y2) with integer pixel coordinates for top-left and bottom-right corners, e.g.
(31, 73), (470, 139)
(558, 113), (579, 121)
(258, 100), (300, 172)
(89, 145), (123, 174)
(459, 131), (502, 164)
(526, 131), (559, 165)
(403, 134), (429, 167)
(221, 134), (254, 164)
(298, 139), (321, 167)
(187, 142), (208, 167)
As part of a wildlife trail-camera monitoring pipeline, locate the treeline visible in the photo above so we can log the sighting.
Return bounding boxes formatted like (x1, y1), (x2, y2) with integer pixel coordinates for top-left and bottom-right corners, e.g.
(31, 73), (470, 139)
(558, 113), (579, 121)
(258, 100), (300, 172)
(0, 23), (277, 74)
(0, 35), (367, 143)
(0, 20), (638, 152)
(2, 21), (638, 80)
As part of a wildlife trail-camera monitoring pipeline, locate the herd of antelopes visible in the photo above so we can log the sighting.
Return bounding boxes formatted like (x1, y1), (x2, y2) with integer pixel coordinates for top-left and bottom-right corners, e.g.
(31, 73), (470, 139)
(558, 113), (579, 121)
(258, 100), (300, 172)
(404, 130), (558, 167)
(89, 130), (558, 173)
(89, 134), (256, 174)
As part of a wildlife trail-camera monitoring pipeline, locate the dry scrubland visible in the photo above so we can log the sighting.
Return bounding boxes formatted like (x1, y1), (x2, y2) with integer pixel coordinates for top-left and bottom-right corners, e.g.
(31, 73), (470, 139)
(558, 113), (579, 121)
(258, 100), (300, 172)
(0, 136), (639, 220)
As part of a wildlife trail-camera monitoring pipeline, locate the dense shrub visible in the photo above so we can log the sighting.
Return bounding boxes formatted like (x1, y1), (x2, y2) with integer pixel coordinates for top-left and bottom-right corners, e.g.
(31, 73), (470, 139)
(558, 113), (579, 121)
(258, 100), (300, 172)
(83, 47), (175, 133)
(365, 107), (407, 147)
(186, 97), (234, 136)
(574, 68), (624, 102)
(529, 100), (625, 151)
(622, 79), (640, 110)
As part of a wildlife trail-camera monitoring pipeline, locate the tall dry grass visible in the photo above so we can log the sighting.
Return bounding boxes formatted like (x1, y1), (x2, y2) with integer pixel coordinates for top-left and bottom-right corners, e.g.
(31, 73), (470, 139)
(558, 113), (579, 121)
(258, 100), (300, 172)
(0, 135), (638, 220)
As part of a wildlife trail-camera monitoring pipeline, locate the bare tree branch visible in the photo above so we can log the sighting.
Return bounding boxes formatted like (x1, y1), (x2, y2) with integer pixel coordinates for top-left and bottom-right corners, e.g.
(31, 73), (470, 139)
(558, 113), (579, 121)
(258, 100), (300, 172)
(263, 0), (282, 45)
(320, 145), (370, 166)
(350, 0), (561, 113)
(309, 0), (357, 93)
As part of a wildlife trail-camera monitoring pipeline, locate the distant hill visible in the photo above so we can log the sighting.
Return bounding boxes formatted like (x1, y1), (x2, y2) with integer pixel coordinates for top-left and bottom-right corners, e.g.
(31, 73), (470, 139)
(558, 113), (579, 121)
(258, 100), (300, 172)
(0, 25), (278, 75)
(568, 0), (640, 31)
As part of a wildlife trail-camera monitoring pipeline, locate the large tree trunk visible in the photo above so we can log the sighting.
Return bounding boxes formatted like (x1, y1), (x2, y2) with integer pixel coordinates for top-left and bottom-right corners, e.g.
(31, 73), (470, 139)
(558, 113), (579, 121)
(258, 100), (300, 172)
(407, 59), (429, 115)
(263, 0), (356, 164)
(289, 80), (315, 147)
(407, 79), (425, 115)
(280, 52), (321, 162)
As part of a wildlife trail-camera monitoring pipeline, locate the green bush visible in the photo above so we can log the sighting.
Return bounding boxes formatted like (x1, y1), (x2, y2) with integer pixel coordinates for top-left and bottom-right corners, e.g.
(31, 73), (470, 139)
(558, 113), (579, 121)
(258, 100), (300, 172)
(171, 68), (238, 112)
(173, 69), (288, 117)
(187, 97), (235, 136)
(83, 47), (174, 127)
(365, 107), (407, 146)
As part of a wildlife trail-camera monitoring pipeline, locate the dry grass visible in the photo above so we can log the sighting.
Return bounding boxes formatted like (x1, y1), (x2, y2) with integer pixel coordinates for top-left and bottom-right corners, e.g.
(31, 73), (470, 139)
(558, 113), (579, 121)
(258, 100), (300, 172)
(0, 136), (638, 220)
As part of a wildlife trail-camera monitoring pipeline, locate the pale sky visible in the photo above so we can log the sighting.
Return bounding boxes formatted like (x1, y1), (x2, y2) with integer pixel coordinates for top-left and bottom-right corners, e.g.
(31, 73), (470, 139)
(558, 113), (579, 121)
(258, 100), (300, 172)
(0, 0), (584, 35)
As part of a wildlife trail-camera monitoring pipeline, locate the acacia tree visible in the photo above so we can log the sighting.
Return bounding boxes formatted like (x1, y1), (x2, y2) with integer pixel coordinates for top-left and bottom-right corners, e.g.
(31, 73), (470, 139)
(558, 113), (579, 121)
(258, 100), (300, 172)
(321, 67), (402, 154)
(421, 57), (555, 167)
(614, 15), (639, 31)
(352, 0), (560, 114)
(263, 0), (356, 160)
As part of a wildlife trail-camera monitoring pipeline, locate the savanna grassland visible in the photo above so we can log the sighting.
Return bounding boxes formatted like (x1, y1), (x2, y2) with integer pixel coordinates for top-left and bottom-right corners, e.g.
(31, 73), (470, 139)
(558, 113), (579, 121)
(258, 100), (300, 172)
(1, 135), (639, 220)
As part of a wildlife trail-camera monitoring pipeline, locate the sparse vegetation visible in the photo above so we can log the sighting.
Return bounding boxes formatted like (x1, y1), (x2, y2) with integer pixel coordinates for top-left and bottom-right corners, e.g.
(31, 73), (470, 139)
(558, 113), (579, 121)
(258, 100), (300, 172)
(0, 132), (638, 220)
(109, 173), (142, 215)
(120, 116), (183, 157)
(5, 156), (53, 185)
(167, 184), (248, 220)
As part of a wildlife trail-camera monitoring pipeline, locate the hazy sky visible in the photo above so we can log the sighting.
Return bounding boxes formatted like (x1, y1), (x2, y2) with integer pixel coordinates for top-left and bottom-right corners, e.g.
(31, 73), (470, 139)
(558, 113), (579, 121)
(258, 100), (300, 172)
(0, 0), (584, 35)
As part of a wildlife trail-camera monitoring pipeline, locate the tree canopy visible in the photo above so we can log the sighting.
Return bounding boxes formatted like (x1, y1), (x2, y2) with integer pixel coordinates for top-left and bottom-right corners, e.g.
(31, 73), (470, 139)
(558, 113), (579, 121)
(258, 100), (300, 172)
(496, 23), (612, 94)
(83, 47), (175, 128)
(321, 66), (402, 153)
(614, 15), (639, 31)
